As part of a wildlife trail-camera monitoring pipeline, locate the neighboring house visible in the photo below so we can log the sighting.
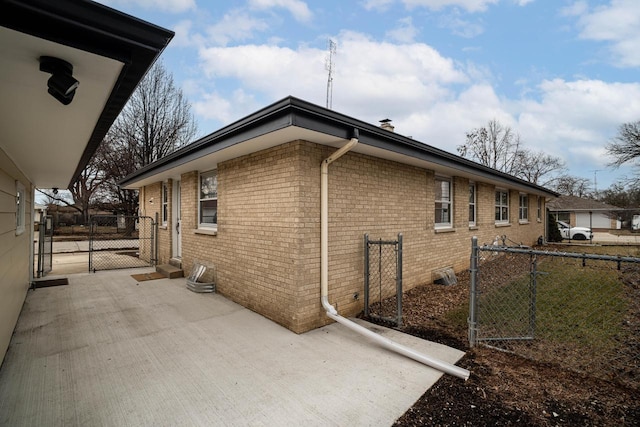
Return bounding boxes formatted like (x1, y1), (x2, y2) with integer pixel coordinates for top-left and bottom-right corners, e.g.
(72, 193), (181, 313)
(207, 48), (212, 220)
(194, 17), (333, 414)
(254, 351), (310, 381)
(547, 195), (621, 231)
(120, 96), (558, 334)
(0, 0), (172, 365)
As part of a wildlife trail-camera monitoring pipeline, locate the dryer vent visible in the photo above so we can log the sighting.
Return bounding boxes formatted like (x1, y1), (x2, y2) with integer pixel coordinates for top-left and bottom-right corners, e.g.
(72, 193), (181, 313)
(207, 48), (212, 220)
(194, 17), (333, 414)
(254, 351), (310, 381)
(432, 267), (457, 286)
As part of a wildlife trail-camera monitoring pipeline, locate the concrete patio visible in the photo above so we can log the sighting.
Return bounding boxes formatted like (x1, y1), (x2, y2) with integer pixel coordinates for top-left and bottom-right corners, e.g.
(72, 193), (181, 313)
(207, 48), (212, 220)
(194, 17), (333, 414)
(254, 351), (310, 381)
(0, 268), (465, 426)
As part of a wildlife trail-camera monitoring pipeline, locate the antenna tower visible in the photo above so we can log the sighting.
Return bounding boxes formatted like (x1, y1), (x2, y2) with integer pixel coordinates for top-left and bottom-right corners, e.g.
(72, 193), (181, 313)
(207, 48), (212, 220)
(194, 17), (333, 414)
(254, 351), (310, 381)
(325, 39), (336, 109)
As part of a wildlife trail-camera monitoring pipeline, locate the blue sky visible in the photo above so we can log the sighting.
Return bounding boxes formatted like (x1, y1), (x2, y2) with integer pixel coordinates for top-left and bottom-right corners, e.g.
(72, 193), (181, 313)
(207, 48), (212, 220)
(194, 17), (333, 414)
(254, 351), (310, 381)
(97, 0), (640, 191)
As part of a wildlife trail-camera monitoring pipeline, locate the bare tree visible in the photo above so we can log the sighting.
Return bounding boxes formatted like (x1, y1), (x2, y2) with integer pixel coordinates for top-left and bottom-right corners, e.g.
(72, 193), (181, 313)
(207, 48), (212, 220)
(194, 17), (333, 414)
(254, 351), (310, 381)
(552, 174), (592, 197)
(97, 60), (198, 214)
(37, 153), (104, 225)
(458, 119), (522, 175)
(606, 121), (640, 168)
(458, 119), (565, 185)
(515, 149), (566, 186)
(606, 120), (640, 187)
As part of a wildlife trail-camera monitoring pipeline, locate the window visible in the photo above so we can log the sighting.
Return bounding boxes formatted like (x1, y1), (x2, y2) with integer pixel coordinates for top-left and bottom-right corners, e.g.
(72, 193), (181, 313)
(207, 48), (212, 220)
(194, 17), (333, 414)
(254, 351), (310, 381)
(435, 177), (452, 228)
(469, 183), (476, 226)
(161, 182), (168, 225)
(199, 170), (217, 227)
(537, 196), (542, 221)
(495, 189), (509, 223)
(15, 181), (25, 235)
(519, 194), (529, 222)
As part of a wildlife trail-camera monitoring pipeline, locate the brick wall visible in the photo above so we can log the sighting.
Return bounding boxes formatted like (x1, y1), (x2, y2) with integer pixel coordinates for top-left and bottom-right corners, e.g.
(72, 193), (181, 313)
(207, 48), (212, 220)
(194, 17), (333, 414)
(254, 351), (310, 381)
(142, 140), (546, 333)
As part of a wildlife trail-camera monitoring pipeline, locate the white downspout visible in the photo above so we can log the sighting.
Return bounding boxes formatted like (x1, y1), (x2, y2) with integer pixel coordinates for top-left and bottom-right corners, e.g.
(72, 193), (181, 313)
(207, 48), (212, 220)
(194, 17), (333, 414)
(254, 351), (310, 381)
(320, 130), (470, 381)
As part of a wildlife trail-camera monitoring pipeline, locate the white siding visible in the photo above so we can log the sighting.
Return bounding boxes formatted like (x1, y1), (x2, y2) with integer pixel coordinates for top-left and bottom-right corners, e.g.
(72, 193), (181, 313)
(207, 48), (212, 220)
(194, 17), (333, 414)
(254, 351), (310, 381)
(0, 146), (32, 365)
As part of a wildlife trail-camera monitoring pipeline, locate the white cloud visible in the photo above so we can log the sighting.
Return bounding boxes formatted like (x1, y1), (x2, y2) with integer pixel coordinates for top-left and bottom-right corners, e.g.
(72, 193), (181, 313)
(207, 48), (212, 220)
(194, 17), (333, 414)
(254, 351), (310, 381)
(401, 0), (500, 13)
(192, 89), (261, 125)
(248, 0), (313, 22)
(559, 1), (588, 17)
(197, 31), (468, 116)
(205, 10), (269, 46)
(516, 79), (640, 165)
(361, 0), (395, 11)
(171, 20), (208, 48)
(100, 0), (195, 13)
(438, 11), (484, 37)
(573, 0), (640, 67)
(364, 0), (531, 13)
(385, 17), (419, 43)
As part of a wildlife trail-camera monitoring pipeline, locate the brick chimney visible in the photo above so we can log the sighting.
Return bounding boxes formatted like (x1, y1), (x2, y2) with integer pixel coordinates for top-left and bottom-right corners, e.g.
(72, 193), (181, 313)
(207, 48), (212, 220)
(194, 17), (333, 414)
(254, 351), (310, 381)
(379, 118), (394, 132)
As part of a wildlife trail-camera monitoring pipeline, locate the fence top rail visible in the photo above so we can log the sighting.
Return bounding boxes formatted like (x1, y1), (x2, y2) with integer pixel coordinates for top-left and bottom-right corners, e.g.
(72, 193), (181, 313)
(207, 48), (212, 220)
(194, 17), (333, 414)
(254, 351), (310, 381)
(478, 244), (640, 264)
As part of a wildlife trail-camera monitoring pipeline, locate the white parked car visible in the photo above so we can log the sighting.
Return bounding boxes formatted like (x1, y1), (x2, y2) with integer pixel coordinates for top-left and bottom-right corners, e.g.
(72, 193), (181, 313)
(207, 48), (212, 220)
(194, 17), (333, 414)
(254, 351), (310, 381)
(556, 221), (593, 241)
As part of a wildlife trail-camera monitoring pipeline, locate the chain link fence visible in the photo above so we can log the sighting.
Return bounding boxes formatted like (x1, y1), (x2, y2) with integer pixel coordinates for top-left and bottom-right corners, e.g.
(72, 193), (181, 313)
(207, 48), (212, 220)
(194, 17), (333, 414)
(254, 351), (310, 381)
(89, 215), (156, 272)
(364, 233), (403, 327)
(469, 237), (640, 387)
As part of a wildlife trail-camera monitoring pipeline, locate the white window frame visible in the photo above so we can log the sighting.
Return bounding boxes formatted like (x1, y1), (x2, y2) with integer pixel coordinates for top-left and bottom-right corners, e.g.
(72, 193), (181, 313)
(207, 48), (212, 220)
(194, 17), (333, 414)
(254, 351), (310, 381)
(495, 189), (509, 224)
(199, 170), (217, 229)
(537, 196), (542, 221)
(15, 181), (25, 235)
(469, 182), (477, 226)
(519, 193), (529, 222)
(161, 181), (168, 226)
(435, 176), (452, 228)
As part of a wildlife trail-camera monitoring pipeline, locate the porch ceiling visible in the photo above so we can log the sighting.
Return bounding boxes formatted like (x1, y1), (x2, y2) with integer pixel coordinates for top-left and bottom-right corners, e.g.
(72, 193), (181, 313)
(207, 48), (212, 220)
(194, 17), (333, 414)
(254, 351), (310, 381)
(0, 0), (173, 189)
(0, 27), (122, 188)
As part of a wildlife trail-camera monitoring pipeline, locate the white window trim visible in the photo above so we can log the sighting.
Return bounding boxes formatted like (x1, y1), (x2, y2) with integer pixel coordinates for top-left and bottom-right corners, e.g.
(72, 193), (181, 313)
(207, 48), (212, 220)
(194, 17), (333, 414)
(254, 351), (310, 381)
(519, 193), (529, 223)
(15, 181), (25, 235)
(161, 181), (168, 226)
(537, 196), (542, 222)
(198, 170), (218, 230)
(495, 188), (509, 224)
(435, 176), (453, 229)
(469, 182), (477, 227)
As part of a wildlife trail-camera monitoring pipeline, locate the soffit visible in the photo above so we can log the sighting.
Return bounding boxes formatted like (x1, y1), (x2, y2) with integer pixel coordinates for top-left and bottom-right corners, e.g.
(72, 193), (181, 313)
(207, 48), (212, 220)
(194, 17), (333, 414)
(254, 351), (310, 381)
(0, 27), (123, 188)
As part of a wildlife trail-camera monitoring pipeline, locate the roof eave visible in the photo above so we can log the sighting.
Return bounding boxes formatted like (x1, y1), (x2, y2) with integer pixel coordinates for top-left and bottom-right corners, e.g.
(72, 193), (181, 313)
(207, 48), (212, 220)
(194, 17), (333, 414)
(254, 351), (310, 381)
(119, 96), (558, 197)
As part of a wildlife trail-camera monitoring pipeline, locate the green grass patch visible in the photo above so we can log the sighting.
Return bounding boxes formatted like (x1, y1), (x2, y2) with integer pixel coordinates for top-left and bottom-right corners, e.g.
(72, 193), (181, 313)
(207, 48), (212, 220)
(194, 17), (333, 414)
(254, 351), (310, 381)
(476, 255), (628, 351)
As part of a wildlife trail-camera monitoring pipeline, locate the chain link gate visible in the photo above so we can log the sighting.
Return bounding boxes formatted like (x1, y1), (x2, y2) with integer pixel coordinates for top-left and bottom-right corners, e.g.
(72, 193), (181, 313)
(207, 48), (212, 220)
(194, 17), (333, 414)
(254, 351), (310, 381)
(364, 233), (403, 327)
(468, 236), (640, 386)
(89, 215), (157, 272)
(36, 213), (53, 278)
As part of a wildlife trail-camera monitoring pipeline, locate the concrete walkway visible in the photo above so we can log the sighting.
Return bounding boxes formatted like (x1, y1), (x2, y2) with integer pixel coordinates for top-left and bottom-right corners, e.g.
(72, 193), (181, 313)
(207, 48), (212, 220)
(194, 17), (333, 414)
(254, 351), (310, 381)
(0, 269), (465, 426)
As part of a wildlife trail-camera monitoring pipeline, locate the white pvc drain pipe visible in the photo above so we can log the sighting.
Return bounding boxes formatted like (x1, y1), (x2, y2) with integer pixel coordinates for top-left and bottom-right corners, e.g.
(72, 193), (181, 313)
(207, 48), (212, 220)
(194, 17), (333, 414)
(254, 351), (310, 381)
(320, 130), (470, 381)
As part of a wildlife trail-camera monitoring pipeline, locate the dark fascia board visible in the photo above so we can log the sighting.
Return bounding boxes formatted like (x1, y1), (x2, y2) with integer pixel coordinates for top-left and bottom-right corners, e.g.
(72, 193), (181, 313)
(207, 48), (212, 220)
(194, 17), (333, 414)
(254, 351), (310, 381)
(1, 0), (174, 188)
(119, 95), (558, 197)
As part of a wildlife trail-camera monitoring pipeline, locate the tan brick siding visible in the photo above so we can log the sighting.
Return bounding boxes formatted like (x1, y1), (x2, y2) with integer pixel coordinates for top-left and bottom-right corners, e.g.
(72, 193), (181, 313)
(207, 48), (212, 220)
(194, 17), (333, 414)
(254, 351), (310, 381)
(142, 140), (546, 333)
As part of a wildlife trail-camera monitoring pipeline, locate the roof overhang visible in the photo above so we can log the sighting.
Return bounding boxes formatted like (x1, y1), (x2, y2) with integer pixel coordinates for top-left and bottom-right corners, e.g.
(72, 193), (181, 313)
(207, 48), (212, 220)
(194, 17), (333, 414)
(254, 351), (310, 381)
(0, 0), (173, 189)
(119, 96), (558, 198)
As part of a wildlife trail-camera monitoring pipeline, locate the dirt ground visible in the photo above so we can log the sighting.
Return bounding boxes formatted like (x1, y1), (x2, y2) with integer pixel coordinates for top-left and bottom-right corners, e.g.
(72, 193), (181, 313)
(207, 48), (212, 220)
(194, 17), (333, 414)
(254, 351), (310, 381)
(377, 247), (640, 426)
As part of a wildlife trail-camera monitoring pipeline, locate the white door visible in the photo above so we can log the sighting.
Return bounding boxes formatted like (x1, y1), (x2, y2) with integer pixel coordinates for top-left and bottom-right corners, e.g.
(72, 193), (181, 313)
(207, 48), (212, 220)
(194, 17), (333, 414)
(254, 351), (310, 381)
(172, 180), (182, 258)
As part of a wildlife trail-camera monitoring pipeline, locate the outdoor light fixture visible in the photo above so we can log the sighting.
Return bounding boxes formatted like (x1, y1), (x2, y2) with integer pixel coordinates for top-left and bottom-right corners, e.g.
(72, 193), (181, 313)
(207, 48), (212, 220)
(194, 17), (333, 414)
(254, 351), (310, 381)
(39, 56), (79, 105)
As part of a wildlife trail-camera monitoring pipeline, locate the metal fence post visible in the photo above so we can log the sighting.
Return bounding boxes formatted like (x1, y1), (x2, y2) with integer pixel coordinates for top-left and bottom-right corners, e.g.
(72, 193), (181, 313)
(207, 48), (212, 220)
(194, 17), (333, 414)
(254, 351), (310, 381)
(153, 212), (159, 266)
(364, 233), (369, 318)
(469, 236), (479, 347)
(396, 233), (403, 327)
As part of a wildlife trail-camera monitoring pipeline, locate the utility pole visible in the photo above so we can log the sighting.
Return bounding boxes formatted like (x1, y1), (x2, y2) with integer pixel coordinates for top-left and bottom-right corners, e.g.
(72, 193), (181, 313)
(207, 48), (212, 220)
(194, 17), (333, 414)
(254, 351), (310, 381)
(325, 39), (336, 109)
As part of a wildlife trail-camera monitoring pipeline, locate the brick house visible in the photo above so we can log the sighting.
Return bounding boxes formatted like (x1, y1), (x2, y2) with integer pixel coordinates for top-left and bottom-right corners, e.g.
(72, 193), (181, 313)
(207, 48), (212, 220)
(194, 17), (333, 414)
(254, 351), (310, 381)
(120, 96), (557, 334)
